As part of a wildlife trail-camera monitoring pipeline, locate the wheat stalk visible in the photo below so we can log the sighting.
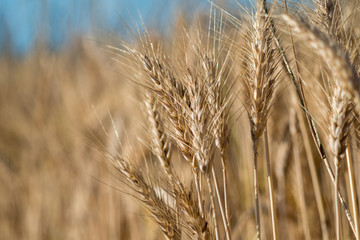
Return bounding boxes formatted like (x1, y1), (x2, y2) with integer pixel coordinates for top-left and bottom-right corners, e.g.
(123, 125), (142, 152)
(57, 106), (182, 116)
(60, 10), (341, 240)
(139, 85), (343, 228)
(202, 53), (232, 238)
(244, 7), (279, 239)
(312, 2), (360, 237)
(183, 59), (222, 239)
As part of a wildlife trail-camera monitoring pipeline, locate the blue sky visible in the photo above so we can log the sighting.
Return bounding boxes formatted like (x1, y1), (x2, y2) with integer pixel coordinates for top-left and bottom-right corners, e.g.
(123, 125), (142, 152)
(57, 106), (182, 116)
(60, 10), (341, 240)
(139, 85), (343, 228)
(1, 0), (312, 56)
(0, 0), (216, 56)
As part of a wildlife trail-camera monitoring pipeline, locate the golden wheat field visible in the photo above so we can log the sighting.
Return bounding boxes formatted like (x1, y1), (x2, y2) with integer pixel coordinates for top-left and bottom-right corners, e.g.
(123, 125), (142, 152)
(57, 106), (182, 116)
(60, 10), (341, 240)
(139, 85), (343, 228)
(1, 0), (360, 239)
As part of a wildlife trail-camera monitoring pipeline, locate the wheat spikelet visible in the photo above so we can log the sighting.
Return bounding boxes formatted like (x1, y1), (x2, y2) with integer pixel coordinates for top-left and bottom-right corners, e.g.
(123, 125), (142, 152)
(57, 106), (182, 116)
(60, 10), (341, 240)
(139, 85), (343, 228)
(107, 154), (180, 240)
(144, 93), (173, 180)
(313, 0), (345, 42)
(172, 183), (211, 240)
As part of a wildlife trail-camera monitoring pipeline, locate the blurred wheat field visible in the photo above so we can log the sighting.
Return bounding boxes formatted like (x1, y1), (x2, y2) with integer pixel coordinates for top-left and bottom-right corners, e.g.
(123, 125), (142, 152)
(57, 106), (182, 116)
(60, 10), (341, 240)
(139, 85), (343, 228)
(1, 0), (360, 239)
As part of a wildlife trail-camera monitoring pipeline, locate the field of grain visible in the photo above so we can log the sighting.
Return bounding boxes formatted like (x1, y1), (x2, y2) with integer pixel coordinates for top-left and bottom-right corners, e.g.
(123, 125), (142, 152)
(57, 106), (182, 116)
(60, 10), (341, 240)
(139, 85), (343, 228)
(1, 1), (360, 239)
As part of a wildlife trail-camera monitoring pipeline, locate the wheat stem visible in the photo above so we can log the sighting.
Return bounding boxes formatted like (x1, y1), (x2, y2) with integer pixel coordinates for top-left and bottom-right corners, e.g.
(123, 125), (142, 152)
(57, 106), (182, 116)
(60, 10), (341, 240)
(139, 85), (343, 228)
(206, 174), (220, 240)
(282, 2), (328, 236)
(211, 166), (231, 240)
(252, 136), (261, 240)
(295, 106), (330, 240)
(221, 152), (231, 236)
(290, 110), (312, 240)
(194, 169), (204, 218)
(346, 145), (360, 240)
(264, 127), (278, 240)
(334, 156), (341, 240)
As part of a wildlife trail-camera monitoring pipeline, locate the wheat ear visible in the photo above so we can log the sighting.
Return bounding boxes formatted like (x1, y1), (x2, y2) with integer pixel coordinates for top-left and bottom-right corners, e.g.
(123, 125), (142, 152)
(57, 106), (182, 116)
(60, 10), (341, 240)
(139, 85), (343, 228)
(129, 46), (205, 217)
(145, 92), (210, 239)
(314, 0), (345, 43)
(282, 14), (360, 114)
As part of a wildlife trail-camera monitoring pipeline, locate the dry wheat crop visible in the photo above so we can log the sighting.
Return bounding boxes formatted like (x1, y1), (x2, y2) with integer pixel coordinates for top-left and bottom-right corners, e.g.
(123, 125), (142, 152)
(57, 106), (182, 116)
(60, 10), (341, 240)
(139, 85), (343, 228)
(1, 0), (360, 239)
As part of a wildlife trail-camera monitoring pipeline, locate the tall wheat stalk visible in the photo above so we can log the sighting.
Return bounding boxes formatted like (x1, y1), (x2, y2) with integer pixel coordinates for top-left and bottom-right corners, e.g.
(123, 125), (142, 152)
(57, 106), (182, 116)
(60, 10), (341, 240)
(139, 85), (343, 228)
(202, 52), (232, 239)
(244, 6), (279, 239)
(313, 1), (360, 237)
